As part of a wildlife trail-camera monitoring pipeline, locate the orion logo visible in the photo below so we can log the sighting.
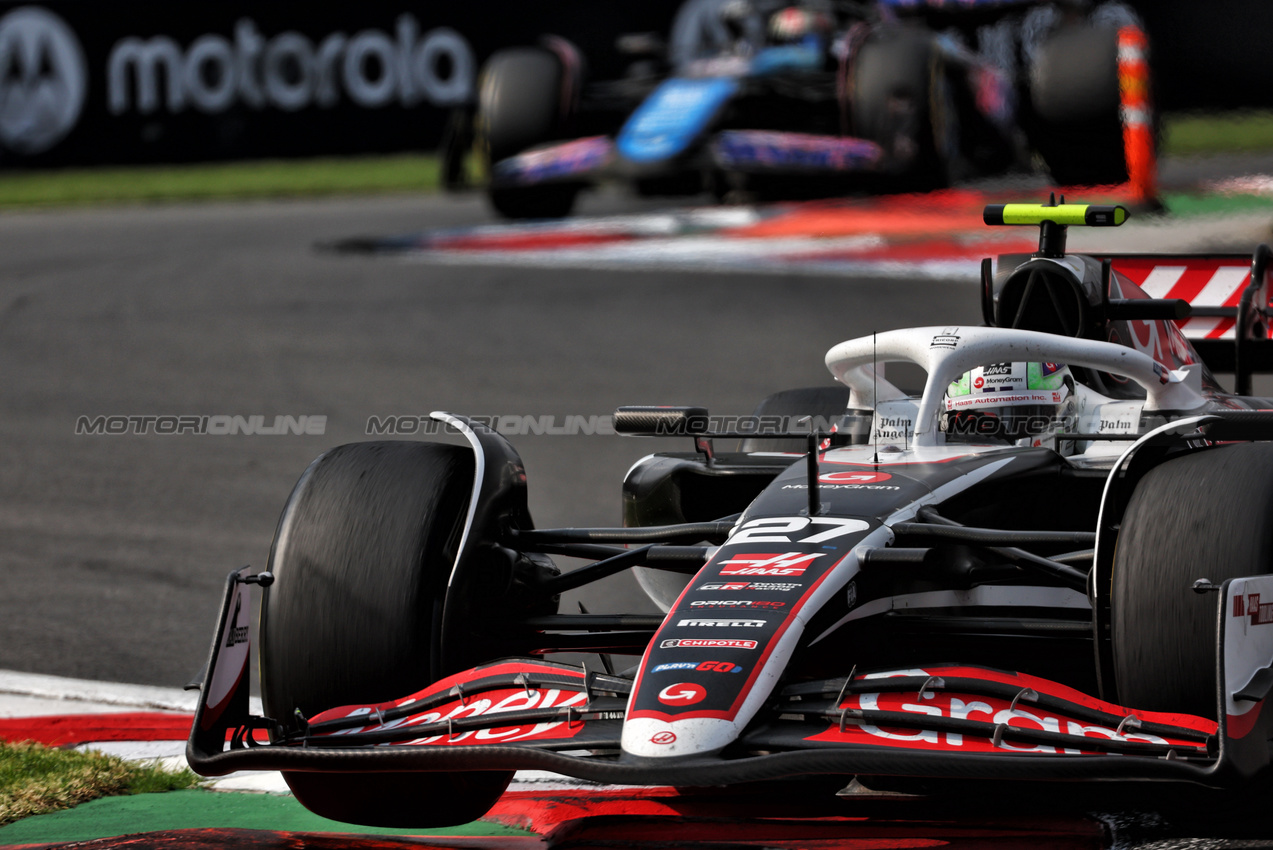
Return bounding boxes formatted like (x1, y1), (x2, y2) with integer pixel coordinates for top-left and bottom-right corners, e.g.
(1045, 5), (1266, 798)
(0, 6), (86, 154)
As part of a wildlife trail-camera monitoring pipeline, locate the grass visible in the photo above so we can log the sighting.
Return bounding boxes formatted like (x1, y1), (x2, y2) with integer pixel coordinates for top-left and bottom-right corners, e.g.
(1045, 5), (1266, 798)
(0, 740), (201, 827)
(0, 153), (443, 208)
(0, 110), (1267, 210)
(1161, 110), (1273, 157)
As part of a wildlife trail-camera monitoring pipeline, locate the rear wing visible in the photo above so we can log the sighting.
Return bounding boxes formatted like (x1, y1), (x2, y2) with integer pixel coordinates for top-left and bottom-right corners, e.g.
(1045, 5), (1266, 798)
(1099, 245), (1271, 393)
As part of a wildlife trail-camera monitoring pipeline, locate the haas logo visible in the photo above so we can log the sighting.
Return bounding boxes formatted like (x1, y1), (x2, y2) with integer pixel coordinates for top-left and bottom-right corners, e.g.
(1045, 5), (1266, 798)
(657, 683), (706, 705)
(0, 7), (86, 154)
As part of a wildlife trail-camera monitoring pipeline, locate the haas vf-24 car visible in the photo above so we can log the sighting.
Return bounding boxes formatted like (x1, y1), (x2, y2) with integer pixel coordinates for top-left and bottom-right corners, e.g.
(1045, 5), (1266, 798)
(190, 202), (1273, 827)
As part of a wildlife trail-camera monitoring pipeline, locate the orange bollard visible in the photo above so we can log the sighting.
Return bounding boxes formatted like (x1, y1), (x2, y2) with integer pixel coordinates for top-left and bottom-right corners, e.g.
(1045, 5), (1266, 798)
(1117, 26), (1158, 208)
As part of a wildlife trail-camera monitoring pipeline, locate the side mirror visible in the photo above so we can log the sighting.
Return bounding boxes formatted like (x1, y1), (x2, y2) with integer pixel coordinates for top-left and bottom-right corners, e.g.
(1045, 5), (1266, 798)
(614, 406), (708, 436)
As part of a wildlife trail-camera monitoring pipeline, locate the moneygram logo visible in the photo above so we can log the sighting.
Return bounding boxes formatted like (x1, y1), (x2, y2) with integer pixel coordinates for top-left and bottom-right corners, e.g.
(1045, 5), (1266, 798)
(107, 16), (473, 116)
(0, 6), (87, 154)
(657, 683), (706, 705)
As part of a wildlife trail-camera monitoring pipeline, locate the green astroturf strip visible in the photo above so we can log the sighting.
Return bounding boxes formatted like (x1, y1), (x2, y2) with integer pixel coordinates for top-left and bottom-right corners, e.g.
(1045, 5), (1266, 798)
(1161, 192), (1273, 218)
(0, 154), (443, 208)
(1161, 111), (1273, 157)
(0, 790), (529, 845)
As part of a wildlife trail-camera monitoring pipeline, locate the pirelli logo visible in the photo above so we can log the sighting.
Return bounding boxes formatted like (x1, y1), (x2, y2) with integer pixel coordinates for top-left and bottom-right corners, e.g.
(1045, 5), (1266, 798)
(677, 618), (766, 628)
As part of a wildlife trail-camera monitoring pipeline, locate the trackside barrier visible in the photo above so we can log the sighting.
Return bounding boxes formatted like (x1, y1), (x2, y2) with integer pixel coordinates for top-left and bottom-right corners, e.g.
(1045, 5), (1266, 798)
(1117, 26), (1157, 207)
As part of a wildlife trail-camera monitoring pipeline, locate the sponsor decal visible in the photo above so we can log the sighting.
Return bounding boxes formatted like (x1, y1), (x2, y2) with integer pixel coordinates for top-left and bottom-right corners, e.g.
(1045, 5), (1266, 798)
(1239, 593), (1273, 625)
(718, 552), (820, 576)
(497, 136), (612, 183)
(784, 482), (899, 491)
(651, 731), (677, 744)
(658, 683), (707, 705)
(818, 471), (892, 484)
(713, 129), (884, 171)
(846, 580), (858, 611)
(660, 638), (758, 649)
(729, 516), (869, 545)
(973, 377), (984, 388)
(324, 686), (590, 746)
(0, 7), (87, 154)
(224, 595), (249, 648)
(811, 689), (1194, 753)
(689, 599), (786, 609)
(930, 327), (961, 349)
(677, 618), (766, 628)
(1099, 418), (1136, 432)
(874, 415), (913, 442)
(106, 16), (473, 118)
(652, 660), (742, 673)
(945, 391), (1059, 411)
(699, 581), (801, 592)
(982, 363), (1013, 377)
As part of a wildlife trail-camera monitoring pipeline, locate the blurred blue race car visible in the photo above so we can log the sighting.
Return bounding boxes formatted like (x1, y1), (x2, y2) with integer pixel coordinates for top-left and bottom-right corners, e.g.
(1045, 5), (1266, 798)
(467, 0), (1147, 218)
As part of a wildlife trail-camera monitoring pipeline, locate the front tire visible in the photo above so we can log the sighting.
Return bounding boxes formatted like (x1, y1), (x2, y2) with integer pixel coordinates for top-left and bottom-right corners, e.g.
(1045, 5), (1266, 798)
(1111, 443), (1273, 718)
(259, 441), (511, 827)
(478, 47), (580, 219)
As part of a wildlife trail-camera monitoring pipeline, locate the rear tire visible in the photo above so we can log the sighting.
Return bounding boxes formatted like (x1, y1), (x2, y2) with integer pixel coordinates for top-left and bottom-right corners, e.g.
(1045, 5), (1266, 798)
(851, 28), (952, 191)
(259, 441), (512, 827)
(1111, 443), (1273, 718)
(1028, 24), (1133, 186)
(478, 47), (580, 219)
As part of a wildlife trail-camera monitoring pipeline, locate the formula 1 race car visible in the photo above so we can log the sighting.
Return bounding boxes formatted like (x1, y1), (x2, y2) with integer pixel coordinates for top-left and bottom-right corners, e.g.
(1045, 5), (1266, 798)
(462, 0), (1150, 218)
(190, 201), (1273, 828)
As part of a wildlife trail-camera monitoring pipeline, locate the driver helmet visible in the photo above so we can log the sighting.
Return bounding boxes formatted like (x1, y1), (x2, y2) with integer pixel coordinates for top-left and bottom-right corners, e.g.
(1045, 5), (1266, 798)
(940, 362), (1077, 448)
(769, 6), (833, 42)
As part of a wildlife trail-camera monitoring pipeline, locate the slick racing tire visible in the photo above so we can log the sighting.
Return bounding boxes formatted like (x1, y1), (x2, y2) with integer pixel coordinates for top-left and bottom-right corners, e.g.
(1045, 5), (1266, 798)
(1111, 443), (1273, 719)
(1028, 24), (1133, 186)
(478, 47), (580, 219)
(488, 184), (580, 220)
(851, 27), (952, 191)
(741, 386), (853, 453)
(259, 441), (511, 827)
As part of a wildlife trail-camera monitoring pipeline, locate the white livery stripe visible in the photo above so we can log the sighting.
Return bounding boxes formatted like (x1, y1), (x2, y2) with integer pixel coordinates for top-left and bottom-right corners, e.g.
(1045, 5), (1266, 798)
(1190, 266), (1250, 306)
(1139, 266), (1186, 298)
(1179, 317), (1223, 339)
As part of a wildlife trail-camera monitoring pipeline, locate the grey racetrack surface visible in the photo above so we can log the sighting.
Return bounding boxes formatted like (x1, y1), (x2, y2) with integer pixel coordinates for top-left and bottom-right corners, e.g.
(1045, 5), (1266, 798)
(0, 191), (980, 688)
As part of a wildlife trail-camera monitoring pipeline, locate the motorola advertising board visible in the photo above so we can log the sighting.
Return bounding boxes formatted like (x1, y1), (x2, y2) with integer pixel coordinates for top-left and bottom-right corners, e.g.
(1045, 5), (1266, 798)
(0, 2), (679, 167)
(0, 1), (1263, 168)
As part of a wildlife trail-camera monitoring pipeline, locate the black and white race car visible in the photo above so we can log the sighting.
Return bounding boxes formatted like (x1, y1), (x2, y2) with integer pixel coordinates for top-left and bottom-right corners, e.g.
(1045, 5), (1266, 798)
(190, 202), (1273, 828)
